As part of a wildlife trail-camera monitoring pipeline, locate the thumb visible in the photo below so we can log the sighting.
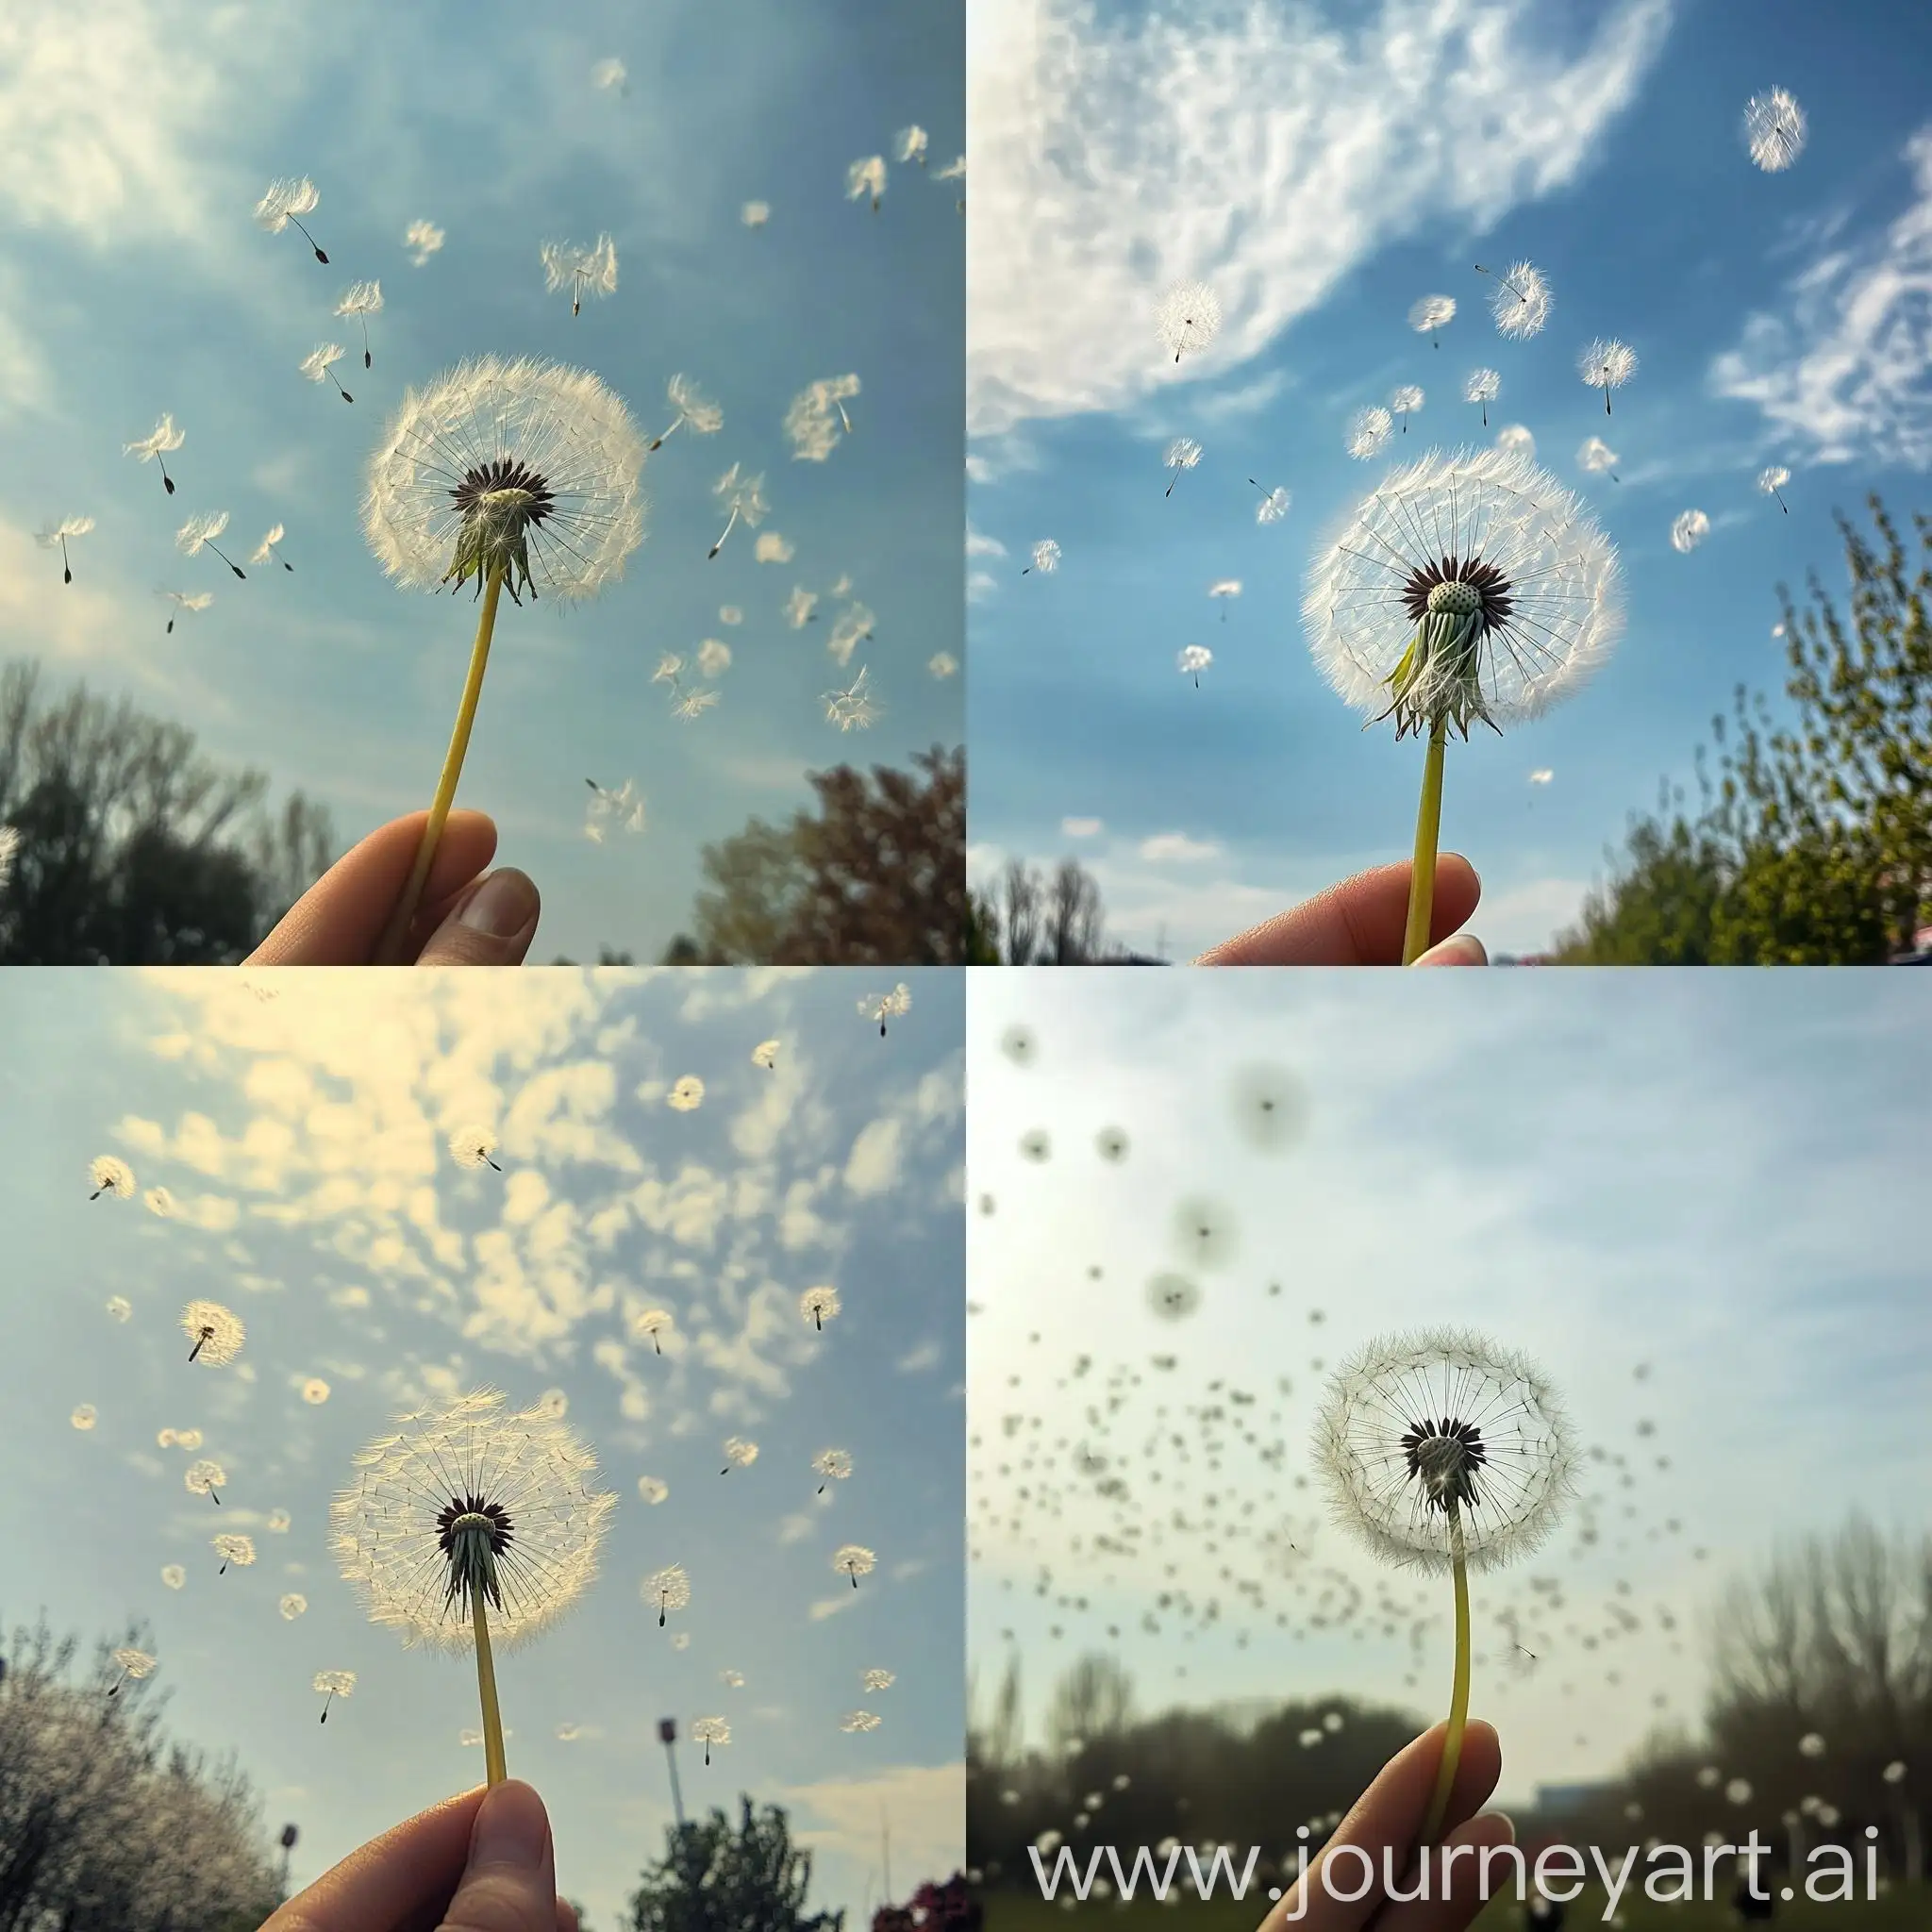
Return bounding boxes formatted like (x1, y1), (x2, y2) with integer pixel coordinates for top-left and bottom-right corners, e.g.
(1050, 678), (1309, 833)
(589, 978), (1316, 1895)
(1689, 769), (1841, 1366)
(441, 1781), (559, 1932)
(1412, 931), (1488, 967)
(415, 868), (541, 966)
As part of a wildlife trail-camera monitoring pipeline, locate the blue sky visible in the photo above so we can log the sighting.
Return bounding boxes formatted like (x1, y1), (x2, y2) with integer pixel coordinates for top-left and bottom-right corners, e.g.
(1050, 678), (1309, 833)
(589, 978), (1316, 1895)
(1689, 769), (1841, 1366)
(964, 0), (1932, 960)
(0, 0), (962, 963)
(1, 966), (963, 1928)
(967, 969), (1932, 1810)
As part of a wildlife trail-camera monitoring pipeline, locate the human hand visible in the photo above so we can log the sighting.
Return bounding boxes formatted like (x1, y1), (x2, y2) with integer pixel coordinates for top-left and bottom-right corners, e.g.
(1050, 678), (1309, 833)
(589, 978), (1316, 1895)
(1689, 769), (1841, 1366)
(1195, 858), (1485, 965)
(1257, 1721), (1510, 1932)
(264, 1780), (576, 1932)
(245, 810), (541, 966)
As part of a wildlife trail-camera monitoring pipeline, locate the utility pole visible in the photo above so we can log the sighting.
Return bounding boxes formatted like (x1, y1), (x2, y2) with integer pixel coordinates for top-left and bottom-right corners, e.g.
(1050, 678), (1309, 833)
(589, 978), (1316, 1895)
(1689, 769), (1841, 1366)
(881, 1803), (891, 1905)
(278, 1824), (298, 1897)
(658, 1717), (686, 1827)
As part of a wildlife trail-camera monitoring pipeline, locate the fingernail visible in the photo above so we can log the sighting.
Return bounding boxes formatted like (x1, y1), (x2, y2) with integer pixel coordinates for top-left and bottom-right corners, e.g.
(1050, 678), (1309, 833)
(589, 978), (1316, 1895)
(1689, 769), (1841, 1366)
(1414, 932), (1487, 966)
(1490, 1809), (1517, 1843)
(458, 870), (537, 939)
(472, 1780), (548, 1869)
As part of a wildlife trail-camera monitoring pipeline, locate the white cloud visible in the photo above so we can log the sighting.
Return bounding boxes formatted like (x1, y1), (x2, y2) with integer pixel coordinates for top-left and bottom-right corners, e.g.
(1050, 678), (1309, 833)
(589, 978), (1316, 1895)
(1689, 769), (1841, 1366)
(842, 1116), (903, 1197)
(1709, 125), (1932, 469)
(967, 0), (1673, 437)
(896, 1339), (941, 1374)
(966, 568), (1000, 602)
(1061, 816), (1104, 838)
(781, 1763), (965, 1890)
(965, 526), (1008, 557)
(1137, 831), (1224, 864)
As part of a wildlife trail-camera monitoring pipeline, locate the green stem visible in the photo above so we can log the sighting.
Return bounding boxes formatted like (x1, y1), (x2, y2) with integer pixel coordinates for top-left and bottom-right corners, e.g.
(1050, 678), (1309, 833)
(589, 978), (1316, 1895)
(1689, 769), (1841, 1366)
(1421, 1506), (1472, 1843)
(375, 565), (506, 963)
(472, 1592), (508, 1788)
(1402, 717), (1449, 965)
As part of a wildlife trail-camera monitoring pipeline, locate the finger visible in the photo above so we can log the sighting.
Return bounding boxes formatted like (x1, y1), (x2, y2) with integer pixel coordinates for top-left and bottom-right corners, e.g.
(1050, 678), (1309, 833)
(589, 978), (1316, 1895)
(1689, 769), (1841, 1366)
(263, 1787), (487, 1932)
(1413, 932), (1487, 967)
(1259, 1723), (1502, 1932)
(1373, 1810), (1516, 1932)
(245, 812), (499, 965)
(413, 868), (541, 966)
(441, 1779), (560, 1932)
(1195, 858), (1481, 965)
(557, 1902), (579, 1932)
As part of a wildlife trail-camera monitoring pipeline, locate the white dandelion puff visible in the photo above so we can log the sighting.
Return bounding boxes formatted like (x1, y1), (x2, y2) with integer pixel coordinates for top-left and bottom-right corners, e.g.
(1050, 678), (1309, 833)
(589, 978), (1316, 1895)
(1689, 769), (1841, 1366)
(182, 1300), (245, 1366)
(37, 515), (94, 586)
(89, 1155), (135, 1201)
(644, 1563), (691, 1625)
(1758, 465), (1791, 514)
(847, 157), (887, 212)
(929, 650), (958, 678)
(826, 601), (875, 668)
(722, 1669), (745, 1689)
(814, 1448), (853, 1494)
(784, 585), (818, 626)
(175, 1429), (203, 1450)
(841, 1709), (882, 1733)
(268, 1509), (291, 1533)
(649, 373), (724, 453)
(1671, 508), (1711, 555)
(1743, 88), (1807, 173)
(1577, 339), (1636, 416)
(1254, 483), (1291, 525)
(709, 462), (767, 558)
(584, 778), (646, 842)
(335, 280), (384, 369)
(541, 234), (618, 316)
(691, 1716), (731, 1764)
(449, 1124), (503, 1172)
(302, 1378), (331, 1406)
(71, 1404), (97, 1430)
(125, 415), (184, 494)
(1177, 642), (1212, 688)
(312, 1669), (355, 1722)
(637, 1475), (669, 1505)
(862, 1669), (895, 1691)
(106, 1296), (131, 1322)
(800, 1285), (841, 1332)
(1475, 260), (1550, 340)
(186, 1457), (227, 1503)
(1494, 424), (1536, 458)
(1528, 768), (1554, 786)
(158, 589), (213, 633)
(823, 665), (880, 733)
(161, 1564), (186, 1590)
(697, 638), (731, 676)
(833, 1543), (875, 1589)
(859, 981), (911, 1037)
(721, 1437), (759, 1474)
(785, 375), (861, 461)
(213, 1532), (256, 1574)
(250, 523), (294, 572)
(741, 201), (771, 228)
(176, 509), (248, 578)
(895, 125), (928, 166)
(1462, 367), (1500, 427)
(1408, 294), (1456, 346)
(297, 342), (354, 404)
(404, 218), (445, 265)
(752, 1039), (780, 1070)
(633, 1308), (674, 1354)
(255, 176), (327, 260)
(1156, 280), (1221, 363)
(1022, 539), (1060, 575)
(1163, 437), (1203, 498)
(1577, 436), (1620, 483)
(108, 1647), (157, 1696)
(1390, 386), (1424, 433)
(280, 1593), (308, 1621)
(667, 1075), (706, 1111)
(591, 57), (627, 93)
(1347, 408), (1393, 460)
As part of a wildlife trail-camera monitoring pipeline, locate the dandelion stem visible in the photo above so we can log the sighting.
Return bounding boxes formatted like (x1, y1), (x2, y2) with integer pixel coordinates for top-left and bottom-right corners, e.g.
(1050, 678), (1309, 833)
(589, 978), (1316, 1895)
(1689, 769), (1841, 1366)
(1421, 1505), (1473, 1843)
(1401, 717), (1449, 965)
(375, 563), (505, 963)
(471, 1591), (508, 1786)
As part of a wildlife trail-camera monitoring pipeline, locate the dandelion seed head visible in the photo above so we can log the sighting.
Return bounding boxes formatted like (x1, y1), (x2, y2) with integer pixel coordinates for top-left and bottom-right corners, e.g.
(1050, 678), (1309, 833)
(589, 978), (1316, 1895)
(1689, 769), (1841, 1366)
(1146, 1273), (1202, 1323)
(862, 1668), (895, 1690)
(1390, 386), (1424, 415)
(175, 511), (231, 556)
(1578, 338), (1636, 391)
(1408, 294), (1456, 334)
(302, 1378), (331, 1405)
(1306, 444), (1622, 739)
(667, 1075), (706, 1112)
(404, 218), (445, 264)
(723, 1437), (759, 1470)
(827, 601), (875, 668)
(841, 1709), (882, 1733)
(1096, 1125), (1130, 1162)
(161, 1564), (186, 1589)
(1799, 1733), (1826, 1758)
(182, 1300), (245, 1365)
(450, 1125), (499, 1170)
(1257, 487), (1291, 525)
(249, 524), (288, 564)
(785, 586), (819, 626)
(1884, 1761), (1907, 1785)
(185, 1458), (226, 1496)
(696, 639), (732, 679)
(644, 1563), (691, 1613)
(895, 125), (928, 164)
(1463, 368), (1501, 406)
(37, 515), (95, 546)
(633, 1307), (673, 1343)
(268, 1509), (291, 1532)
(1230, 1063), (1307, 1150)
(823, 666), (880, 732)
(741, 201), (771, 228)
(722, 1669), (746, 1688)
(1671, 508), (1711, 554)
(1155, 280), (1222, 359)
(176, 1429), (203, 1451)
(365, 357), (645, 605)
(125, 415), (184, 460)
(107, 1296), (132, 1322)
(832, 1542), (876, 1580)
(540, 235), (618, 303)
(584, 779), (646, 842)
(329, 1388), (615, 1653)
(214, 1533), (258, 1568)
(1577, 436), (1618, 475)
(1164, 437), (1203, 472)
(90, 1155), (135, 1197)
(692, 1715), (731, 1748)
(859, 982), (912, 1024)
(638, 1476), (669, 1505)
(312, 1669), (356, 1697)
(713, 462), (768, 527)
(846, 157), (887, 205)
(1758, 465), (1791, 494)
(1743, 88), (1807, 172)
(752, 1040), (780, 1070)
(1176, 643), (1213, 678)
(785, 375), (862, 461)
(591, 57), (627, 92)
(113, 1647), (157, 1679)
(928, 650), (959, 678)
(1028, 540), (1061, 574)
(335, 280), (383, 319)
(1312, 1326), (1577, 1576)
(71, 1404), (97, 1430)
(815, 1448), (854, 1481)
(1487, 260), (1551, 339)
(280, 1593), (308, 1619)
(255, 176), (320, 232)
(1346, 407), (1393, 459)
(800, 1285), (841, 1327)
(298, 345), (345, 384)
(160, 590), (215, 614)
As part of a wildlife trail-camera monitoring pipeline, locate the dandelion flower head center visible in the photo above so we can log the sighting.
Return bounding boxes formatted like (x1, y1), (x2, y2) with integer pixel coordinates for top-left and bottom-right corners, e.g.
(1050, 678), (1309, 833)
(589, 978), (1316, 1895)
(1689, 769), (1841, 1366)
(448, 458), (557, 596)
(1402, 1415), (1488, 1511)
(437, 1494), (516, 1613)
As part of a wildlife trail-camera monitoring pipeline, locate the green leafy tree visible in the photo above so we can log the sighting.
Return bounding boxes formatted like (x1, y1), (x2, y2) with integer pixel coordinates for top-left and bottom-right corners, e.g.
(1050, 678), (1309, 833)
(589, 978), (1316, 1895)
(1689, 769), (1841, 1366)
(625, 1799), (843, 1932)
(1557, 497), (1931, 962)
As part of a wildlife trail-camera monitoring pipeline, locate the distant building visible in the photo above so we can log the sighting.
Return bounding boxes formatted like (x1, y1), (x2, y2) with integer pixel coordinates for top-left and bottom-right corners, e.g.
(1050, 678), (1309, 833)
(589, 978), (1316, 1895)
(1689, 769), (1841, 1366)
(1531, 1782), (1617, 1819)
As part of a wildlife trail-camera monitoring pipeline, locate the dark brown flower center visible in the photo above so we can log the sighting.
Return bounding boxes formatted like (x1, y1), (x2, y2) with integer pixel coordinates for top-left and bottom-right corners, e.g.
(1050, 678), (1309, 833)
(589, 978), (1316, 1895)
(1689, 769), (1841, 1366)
(1401, 1416), (1488, 1512)
(1399, 556), (1513, 634)
(452, 458), (555, 526)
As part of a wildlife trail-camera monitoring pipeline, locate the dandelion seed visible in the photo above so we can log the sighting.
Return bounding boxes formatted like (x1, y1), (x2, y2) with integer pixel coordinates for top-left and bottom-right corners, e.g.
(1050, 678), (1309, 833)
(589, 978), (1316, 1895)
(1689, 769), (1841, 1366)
(1577, 436), (1620, 483)
(449, 1125), (503, 1173)
(638, 1476), (668, 1505)
(644, 1563), (691, 1626)
(691, 1715), (731, 1764)
(335, 280), (383, 369)
(177, 510), (248, 578)
(1799, 1733), (1826, 1758)
(1743, 88), (1807, 172)
(895, 125), (928, 166)
(183, 1300), (245, 1366)
(859, 981), (911, 1038)
(1494, 424), (1536, 458)
(541, 234), (618, 317)
(107, 1296), (131, 1322)
(1001, 1024), (1037, 1065)
(721, 1436), (758, 1474)
(633, 1308), (673, 1355)
(404, 218), (445, 265)
(591, 56), (627, 93)
(1408, 294), (1457, 347)
(1463, 368), (1500, 427)
(1022, 540), (1060, 575)
(1671, 509), (1710, 555)
(161, 1564), (186, 1589)
(1253, 482), (1291, 525)
(752, 1039), (780, 1071)
(312, 1668), (356, 1722)
(847, 157), (887, 211)
(826, 601), (874, 668)
(534, 1390), (567, 1421)
(1307, 445), (1621, 960)
(722, 1669), (745, 1688)
(1096, 1125), (1129, 1162)
(1176, 643), (1212, 688)
(329, 1388), (615, 1786)
(1314, 1326), (1575, 1842)
(280, 1592), (307, 1619)
(255, 176), (328, 261)
(697, 638), (731, 676)
(1578, 339), (1636, 416)
(71, 1404), (97, 1430)
(928, 650), (958, 679)
(298, 344), (353, 405)
(1390, 386), (1424, 434)
(1528, 768), (1553, 786)
(214, 1532), (257, 1575)
(250, 523), (294, 573)
(302, 1378), (331, 1406)
(125, 415), (184, 494)
(647, 374), (724, 457)
(1884, 1761), (1907, 1785)
(1230, 1063), (1307, 1151)
(823, 665), (880, 733)
(709, 462), (767, 558)
(841, 1709), (881, 1733)
(1347, 408), (1393, 460)
(862, 1669), (895, 1691)
(1758, 465), (1791, 514)
(186, 1458), (226, 1504)
(741, 201), (771, 228)
(1474, 260), (1550, 340)
(176, 1429), (203, 1450)
(833, 1542), (875, 1589)
(158, 589), (213, 634)
(37, 514), (94, 585)
(583, 777), (646, 842)
(89, 1155), (135, 1201)
(1156, 280), (1221, 363)
(800, 1285), (841, 1333)
(785, 585), (819, 626)
(815, 1448), (853, 1494)
(667, 1075), (706, 1112)
(785, 375), (862, 461)
(108, 1647), (156, 1696)
(1147, 1273), (1201, 1322)
(1163, 437), (1203, 499)
(268, 1509), (291, 1533)
(1018, 1127), (1050, 1162)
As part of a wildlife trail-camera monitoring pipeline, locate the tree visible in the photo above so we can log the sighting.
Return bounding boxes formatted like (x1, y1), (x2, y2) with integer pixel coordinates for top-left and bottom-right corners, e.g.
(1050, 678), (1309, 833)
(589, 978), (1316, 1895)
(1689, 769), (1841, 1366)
(0, 658), (334, 963)
(0, 1614), (282, 1931)
(662, 747), (965, 964)
(625, 1798), (843, 1932)
(968, 857), (1128, 963)
(1556, 497), (1931, 962)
